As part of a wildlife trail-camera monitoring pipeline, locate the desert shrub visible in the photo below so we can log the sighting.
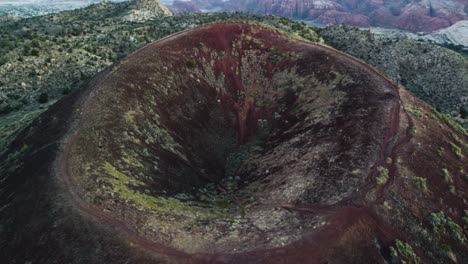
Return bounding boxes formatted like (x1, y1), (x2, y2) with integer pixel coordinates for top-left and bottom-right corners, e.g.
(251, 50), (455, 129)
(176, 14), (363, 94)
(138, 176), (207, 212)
(449, 142), (464, 160)
(0, 56), (8, 66)
(412, 177), (428, 193)
(429, 211), (466, 244)
(37, 92), (49, 103)
(390, 239), (420, 264)
(376, 166), (389, 185)
(442, 169), (453, 184)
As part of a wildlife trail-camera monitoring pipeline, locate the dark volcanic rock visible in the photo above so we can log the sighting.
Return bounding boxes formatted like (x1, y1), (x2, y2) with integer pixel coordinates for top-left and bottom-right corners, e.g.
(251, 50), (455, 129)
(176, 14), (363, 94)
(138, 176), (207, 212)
(0, 22), (467, 263)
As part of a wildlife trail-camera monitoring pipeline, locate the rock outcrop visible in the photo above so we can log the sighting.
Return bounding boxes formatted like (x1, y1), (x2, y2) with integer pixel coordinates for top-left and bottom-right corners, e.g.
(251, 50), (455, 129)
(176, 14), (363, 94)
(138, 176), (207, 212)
(425, 20), (468, 48)
(124, 0), (172, 22)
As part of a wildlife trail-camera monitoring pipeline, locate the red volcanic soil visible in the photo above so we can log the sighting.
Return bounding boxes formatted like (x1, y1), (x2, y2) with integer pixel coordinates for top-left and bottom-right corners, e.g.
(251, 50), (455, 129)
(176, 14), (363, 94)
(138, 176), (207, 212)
(0, 22), (467, 264)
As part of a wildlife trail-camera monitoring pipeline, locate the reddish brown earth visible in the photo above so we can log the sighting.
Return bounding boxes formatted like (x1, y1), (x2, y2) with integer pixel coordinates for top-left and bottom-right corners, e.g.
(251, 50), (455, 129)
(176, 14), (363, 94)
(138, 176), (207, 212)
(169, 0), (468, 32)
(0, 22), (467, 263)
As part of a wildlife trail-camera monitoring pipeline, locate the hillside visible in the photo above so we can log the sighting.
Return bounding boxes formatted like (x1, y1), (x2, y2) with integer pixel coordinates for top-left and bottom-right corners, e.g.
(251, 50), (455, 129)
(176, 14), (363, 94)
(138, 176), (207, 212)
(319, 25), (468, 128)
(1, 21), (467, 263)
(0, 0), (111, 17)
(0, 2), (321, 153)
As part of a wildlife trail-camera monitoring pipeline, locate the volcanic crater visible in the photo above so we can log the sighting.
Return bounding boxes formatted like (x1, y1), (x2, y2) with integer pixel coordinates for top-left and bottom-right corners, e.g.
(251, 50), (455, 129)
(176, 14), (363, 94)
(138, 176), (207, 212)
(64, 22), (398, 253)
(2, 22), (467, 263)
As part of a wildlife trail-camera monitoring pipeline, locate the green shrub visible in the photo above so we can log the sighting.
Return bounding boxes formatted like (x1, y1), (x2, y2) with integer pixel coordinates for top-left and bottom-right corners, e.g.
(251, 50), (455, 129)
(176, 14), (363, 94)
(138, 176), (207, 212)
(376, 166), (389, 185)
(442, 169), (453, 184)
(463, 211), (468, 226)
(412, 177), (428, 193)
(0, 104), (13, 115)
(449, 142), (464, 160)
(62, 87), (71, 95)
(0, 56), (8, 66)
(429, 211), (466, 244)
(441, 244), (458, 263)
(390, 239), (420, 264)
(37, 92), (49, 104)
(186, 59), (197, 68)
(448, 184), (456, 194)
(460, 106), (468, 119)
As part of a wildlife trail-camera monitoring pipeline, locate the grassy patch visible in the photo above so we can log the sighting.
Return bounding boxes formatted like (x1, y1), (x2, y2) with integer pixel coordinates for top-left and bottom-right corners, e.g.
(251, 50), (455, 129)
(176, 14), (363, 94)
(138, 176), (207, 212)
(101, 162), (225, 218)
(409, 107), (424, 118)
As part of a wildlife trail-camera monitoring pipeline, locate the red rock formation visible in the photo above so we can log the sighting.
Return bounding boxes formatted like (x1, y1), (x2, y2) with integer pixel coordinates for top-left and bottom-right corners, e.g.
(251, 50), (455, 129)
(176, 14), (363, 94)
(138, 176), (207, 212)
(168, 0), (468, 32)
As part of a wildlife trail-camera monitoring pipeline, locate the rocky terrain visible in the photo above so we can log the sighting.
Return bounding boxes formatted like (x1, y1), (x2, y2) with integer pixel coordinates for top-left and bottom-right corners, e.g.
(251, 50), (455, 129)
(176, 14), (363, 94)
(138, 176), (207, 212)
(319, 25), (468, 127)
(123, 0), (172, 22)
(421, 20), (468, 48)
(1, 21), (467, 263)
(371, 20), (468, 51)
(167, 0), (468, 32)
(0, 0), (111, 17)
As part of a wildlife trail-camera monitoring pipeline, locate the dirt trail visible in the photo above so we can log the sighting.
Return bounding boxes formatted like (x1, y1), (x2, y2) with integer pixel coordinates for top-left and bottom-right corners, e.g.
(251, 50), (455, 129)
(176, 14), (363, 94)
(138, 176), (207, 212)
(55, 23), (410, 262)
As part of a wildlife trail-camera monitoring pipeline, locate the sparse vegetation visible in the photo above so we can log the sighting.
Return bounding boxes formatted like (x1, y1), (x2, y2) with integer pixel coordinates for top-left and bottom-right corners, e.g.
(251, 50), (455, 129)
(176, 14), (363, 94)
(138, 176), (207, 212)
(390, 239), (420, 264)
(463, 210), (468, 226)
(186, 59), (197, 68)
(412, 176), (428, 193)
(269, 47), (282, 64)
(441, 244), (458, 263)
(101, 162), (226, 217)
(436, 111), (467, 135)
(429, 211), (466, 244)
(449, 142), (464, 160)
(442, 168), (454, 184)
(409, 107), (423, 118)
(437, 147), (445, 157)
(319, 25), (468, 129)
(0, 7), (322, 154)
